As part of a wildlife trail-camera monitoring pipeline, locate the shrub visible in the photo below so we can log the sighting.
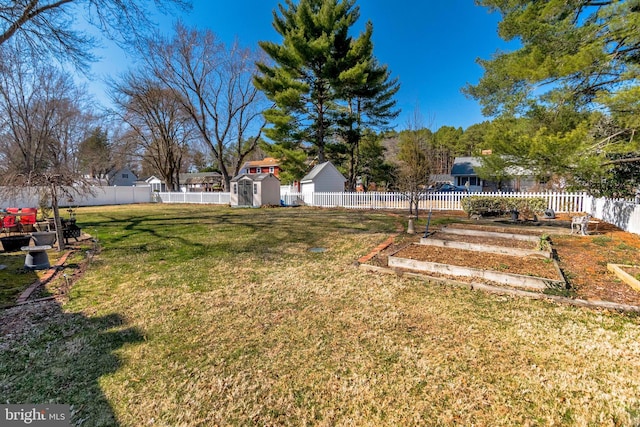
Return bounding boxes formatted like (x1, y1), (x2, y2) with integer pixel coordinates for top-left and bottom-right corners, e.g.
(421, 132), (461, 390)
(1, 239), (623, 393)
(461, 196), (547, 220)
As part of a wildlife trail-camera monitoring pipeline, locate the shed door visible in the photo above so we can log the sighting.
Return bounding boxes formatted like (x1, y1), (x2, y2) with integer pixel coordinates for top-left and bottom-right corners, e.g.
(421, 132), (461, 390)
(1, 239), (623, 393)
(238, 180), (253, 206)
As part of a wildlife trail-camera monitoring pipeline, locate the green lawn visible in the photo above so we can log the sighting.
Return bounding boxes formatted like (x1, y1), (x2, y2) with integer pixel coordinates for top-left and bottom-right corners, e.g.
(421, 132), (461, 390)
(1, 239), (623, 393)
(1, 204), (639, 426)
(0, 241), (66, 307)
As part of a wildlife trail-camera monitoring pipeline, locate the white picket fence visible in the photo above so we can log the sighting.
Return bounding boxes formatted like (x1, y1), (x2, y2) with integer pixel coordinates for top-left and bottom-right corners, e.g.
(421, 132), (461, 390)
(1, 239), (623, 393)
(0, 186), (591, 213)
(158, 190), (588, 212)
(154, 191), (230, 204)
(281, 191), (589, 213)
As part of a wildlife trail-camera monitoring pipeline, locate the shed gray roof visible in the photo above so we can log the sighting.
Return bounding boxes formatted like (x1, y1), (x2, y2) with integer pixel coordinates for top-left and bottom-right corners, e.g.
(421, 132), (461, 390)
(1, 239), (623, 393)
(300, 161), (346, 183)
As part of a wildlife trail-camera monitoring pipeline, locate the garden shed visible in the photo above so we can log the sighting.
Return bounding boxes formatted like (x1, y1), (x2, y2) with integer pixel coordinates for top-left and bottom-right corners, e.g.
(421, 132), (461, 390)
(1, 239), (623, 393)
(230, 173), (280, 208)
(300, 162), (346, 195)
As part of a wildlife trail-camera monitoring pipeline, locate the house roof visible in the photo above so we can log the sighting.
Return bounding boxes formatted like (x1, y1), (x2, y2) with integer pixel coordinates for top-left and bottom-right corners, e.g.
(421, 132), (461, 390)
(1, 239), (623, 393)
(179, 172), (222, 185)
(230, 173), (280, 182)
(242, 157), (280, 168)
(451, 157), (482, 176)
(300, 161), (346, 183)
(451, 156), (533, 177)
(107, 166), (137, 180)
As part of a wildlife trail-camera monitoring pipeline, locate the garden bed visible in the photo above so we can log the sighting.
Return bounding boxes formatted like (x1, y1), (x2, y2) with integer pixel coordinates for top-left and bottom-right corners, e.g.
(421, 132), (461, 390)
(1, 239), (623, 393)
(421, 229), (552, 258)
(389, 244), (564, 291)
(365, 218), (640, 306)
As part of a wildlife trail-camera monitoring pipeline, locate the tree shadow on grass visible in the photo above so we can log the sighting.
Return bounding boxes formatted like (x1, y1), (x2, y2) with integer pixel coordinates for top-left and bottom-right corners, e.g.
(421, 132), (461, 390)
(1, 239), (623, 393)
(0, 299), (144, 426)
(74, 207), (402, 276)
(0, 253), (39, 307)
(82, 213), (208, 255)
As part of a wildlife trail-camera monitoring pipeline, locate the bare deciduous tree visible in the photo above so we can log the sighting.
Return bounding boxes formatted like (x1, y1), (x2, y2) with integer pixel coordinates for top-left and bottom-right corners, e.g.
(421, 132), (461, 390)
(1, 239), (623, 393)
(0, 43), (94, 249)
(143, 23), (267, 191)
(111, 72), (193, 191)
(394, 109), (434, 219)
(0, 0), (191, 71)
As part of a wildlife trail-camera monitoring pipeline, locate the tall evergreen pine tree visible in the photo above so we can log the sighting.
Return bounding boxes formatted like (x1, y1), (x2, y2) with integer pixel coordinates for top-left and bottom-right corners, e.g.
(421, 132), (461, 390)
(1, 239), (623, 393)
(255, 0), (398, 184)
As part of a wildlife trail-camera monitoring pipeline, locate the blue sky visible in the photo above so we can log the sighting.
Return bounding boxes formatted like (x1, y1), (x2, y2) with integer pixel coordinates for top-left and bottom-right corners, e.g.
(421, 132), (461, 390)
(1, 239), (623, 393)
(87, 0), (514, 131)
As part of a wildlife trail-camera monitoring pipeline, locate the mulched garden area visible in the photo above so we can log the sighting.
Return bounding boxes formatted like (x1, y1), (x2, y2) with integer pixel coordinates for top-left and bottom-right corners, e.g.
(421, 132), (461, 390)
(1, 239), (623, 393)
(552, 227), (640, 306)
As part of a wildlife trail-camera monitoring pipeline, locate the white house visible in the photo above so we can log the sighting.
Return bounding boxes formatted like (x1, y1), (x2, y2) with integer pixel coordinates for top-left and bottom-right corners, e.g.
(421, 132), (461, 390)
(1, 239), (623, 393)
(230, 173), (280, 207)
(136, 176), (166, 192)
(300, 162), (346, 195)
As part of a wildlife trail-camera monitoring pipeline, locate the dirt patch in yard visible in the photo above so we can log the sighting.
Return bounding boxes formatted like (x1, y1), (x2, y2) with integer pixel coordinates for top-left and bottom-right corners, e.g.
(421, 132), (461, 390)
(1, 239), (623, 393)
(429, 230), (540, 250)
(443, 222), (550, 236)
(392, 244), (559, 280)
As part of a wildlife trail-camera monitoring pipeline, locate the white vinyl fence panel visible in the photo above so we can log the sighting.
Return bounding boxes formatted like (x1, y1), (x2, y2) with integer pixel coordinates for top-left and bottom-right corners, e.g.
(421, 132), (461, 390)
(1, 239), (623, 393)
(155, 192), (230, 204)
(74, 186), (152, 206)
(586, 196), (640, 235)
(0, 186), (151, 207)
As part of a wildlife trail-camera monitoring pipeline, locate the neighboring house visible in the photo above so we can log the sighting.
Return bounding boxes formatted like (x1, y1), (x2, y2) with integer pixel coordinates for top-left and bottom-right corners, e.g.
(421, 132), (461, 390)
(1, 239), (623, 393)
(355, 178), (378, 192)
(230, 173), (280, 207)
(108, 166), (138, 186)
(451, 156), (537, 193)
(179, 172), (223, 192)
(451, 157), (483, 192)
(300, 161), (346, 194)
(86, 166), (138, 186)
(240, 157), (281, 178)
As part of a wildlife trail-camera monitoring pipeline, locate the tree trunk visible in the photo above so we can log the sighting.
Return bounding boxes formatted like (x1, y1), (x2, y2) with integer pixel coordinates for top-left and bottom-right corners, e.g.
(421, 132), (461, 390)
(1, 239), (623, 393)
(50, 187), (65, 251)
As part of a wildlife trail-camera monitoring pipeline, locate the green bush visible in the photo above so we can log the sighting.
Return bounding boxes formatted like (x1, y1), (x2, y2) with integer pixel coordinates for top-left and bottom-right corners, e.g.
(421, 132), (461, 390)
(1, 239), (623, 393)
(461, 196), (547, 220)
